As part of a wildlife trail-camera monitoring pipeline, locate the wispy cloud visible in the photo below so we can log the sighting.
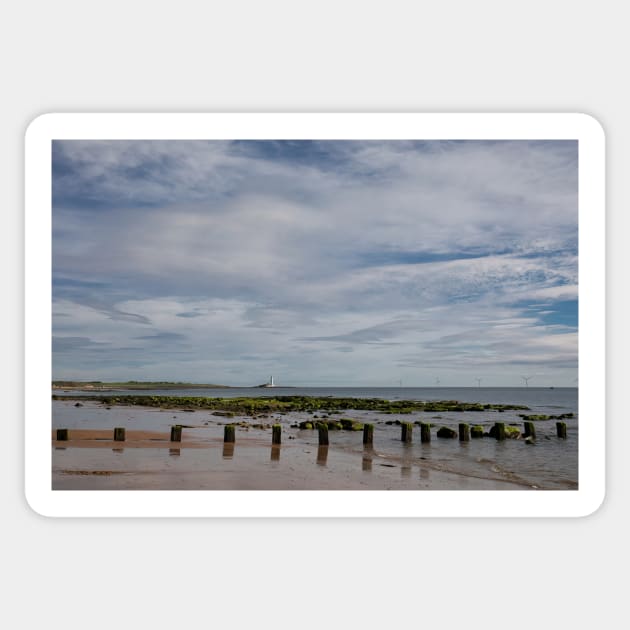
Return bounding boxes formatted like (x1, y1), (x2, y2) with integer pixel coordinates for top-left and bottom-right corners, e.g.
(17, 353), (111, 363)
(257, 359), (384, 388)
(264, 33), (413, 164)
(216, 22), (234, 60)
(52, 140), (578, 385)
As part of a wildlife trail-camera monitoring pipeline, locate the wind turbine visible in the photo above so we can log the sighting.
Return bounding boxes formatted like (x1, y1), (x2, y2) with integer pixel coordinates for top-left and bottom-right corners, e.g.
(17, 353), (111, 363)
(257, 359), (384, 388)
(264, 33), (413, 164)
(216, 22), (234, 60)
(521, 375), (533, 387)
(435, 377), (441, 386)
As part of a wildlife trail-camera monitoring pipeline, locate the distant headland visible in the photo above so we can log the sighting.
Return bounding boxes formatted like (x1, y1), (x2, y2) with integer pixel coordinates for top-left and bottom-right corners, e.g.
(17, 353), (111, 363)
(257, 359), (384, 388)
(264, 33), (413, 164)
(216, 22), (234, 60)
(52, 380), (233, 391)
(51, 380), (296, 391)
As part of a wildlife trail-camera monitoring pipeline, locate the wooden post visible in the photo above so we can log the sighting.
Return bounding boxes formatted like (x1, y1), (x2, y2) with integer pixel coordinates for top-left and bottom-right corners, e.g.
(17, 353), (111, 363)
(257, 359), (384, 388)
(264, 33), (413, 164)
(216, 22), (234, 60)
(420, 422), (431, 443)
(56, 428), (69, 441)
(401, 422), (413, 443)
(272, 424), (282, 445)
(170, 425), (182, 442)
(224, 424), (236, 443)
(459, 423), (470, 442)
(494, 422), (506, 441)
(363, 423), (374, 446)
(556, 421), (567, 439)
(523, 421), (536, 439)
(318, 422), (329, 446)
(114, 427), (126, 441)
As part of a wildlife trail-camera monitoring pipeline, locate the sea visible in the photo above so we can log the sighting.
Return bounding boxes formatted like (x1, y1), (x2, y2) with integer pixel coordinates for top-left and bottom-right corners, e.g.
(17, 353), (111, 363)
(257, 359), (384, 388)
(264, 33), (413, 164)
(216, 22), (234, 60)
(52, 386), (578, 489)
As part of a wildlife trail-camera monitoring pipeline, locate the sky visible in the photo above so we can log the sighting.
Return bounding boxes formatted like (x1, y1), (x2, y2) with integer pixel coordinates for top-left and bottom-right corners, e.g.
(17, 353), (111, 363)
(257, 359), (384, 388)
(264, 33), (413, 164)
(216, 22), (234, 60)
(52, 139), (578, 387)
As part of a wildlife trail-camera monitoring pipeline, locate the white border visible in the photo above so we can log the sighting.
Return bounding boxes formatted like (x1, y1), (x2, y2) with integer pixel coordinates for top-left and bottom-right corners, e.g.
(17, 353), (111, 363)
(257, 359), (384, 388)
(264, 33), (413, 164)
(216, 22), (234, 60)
(25, 113), (605, 517)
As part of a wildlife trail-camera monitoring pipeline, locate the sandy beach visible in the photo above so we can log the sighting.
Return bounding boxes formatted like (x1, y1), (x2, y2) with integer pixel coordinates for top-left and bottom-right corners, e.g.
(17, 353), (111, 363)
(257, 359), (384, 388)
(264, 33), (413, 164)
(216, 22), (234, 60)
(52, 427), (531, 490)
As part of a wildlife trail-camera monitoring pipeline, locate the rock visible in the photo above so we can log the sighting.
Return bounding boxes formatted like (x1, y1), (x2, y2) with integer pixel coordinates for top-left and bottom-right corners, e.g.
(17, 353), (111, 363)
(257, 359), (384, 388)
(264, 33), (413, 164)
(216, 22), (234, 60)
(74, 402), (83, 407)
(489, 425), (521, 439)
(340, 418), (364, 431)
(470, 425), (484, 438)
(436, 427), (457, 439)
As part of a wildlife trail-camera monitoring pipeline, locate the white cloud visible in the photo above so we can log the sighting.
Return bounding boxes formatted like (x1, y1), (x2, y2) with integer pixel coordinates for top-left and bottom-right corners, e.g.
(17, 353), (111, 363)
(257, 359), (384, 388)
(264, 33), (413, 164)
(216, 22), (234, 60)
(52, 140), (578, 385)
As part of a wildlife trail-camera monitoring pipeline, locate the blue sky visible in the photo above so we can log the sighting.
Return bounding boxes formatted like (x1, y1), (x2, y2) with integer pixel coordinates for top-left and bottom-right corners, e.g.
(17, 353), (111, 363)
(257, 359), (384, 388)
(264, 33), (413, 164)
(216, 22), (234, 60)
(52, 140), (578, 386)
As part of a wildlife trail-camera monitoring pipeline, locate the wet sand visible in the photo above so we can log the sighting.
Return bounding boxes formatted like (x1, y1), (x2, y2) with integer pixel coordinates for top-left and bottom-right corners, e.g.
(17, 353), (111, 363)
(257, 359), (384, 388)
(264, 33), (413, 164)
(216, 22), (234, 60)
(52, 429), (529, 490)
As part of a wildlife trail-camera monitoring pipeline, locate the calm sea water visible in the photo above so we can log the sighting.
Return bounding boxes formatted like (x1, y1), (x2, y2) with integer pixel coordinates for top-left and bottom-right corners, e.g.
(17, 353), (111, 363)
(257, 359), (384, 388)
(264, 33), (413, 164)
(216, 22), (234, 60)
(52, 387), (578, 489)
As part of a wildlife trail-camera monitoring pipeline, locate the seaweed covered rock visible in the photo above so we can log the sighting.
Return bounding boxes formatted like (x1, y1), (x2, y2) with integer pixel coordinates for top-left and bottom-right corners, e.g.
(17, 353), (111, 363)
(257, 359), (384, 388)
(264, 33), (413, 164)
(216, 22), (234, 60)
(298, 421), (314, 430)
(54, 394), (531, 414)
(470, 425), (485, 438)
(339, 418), (364, 431)
(436, 427), (457, 439)
(489, 425), (521, 439)
(325, 420), (343, 430)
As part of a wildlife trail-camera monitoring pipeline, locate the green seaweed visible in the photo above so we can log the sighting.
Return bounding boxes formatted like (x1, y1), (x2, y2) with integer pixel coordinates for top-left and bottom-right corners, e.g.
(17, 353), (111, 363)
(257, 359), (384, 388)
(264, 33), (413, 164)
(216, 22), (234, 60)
(470, 425), (484, 438)
(52, 393), (530, 416)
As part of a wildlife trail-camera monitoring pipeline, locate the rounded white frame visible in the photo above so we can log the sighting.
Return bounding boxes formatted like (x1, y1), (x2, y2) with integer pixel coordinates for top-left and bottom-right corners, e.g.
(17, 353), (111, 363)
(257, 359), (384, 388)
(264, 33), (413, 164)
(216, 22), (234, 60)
(25, 113), (605, 517)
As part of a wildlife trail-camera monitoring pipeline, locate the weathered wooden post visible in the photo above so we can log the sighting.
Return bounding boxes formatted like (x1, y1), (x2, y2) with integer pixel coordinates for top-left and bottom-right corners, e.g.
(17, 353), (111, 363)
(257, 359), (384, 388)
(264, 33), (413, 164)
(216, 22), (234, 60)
(523, 421), (536, 439)
(224, 424), (236, 443)
(556, 421), (567, 439)
(494, 422), (506, 441)
(114, 427), (126, 441)
(363, 423), (374, 446)
(272, 424), (282, 445)
(170, 425), (182, 442)
(56, 428), (69, 441)
(420, 422), (431, 443)
(401, 422), (413, 443)
(459, 423), (470, 442)
(318, 422), (329, 446)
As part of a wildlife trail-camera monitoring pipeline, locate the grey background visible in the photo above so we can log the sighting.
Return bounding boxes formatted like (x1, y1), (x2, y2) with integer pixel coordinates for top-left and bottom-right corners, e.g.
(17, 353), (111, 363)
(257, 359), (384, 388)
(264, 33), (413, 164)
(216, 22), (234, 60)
(3, 1), (625, 628)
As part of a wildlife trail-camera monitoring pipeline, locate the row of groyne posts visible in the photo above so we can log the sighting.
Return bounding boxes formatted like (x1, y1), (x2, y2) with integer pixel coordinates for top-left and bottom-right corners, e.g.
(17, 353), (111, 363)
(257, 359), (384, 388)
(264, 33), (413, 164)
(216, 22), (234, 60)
(54, 420), (569, 445)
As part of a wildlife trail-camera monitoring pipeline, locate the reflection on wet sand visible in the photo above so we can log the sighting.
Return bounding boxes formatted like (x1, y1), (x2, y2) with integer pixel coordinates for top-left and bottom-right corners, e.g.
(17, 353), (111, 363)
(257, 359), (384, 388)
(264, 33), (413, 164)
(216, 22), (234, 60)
(55, 447), (66, 451)
(362, 446), (373, 472)
(270, 445), (280, 462)
(112, 448), (124, 454)
(420, 468), (430, 480)
(317, 445), (328, 466)
(169, 448), (181, 457)
(222, 443), (234, 459)
(401, 444), (414, 477)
